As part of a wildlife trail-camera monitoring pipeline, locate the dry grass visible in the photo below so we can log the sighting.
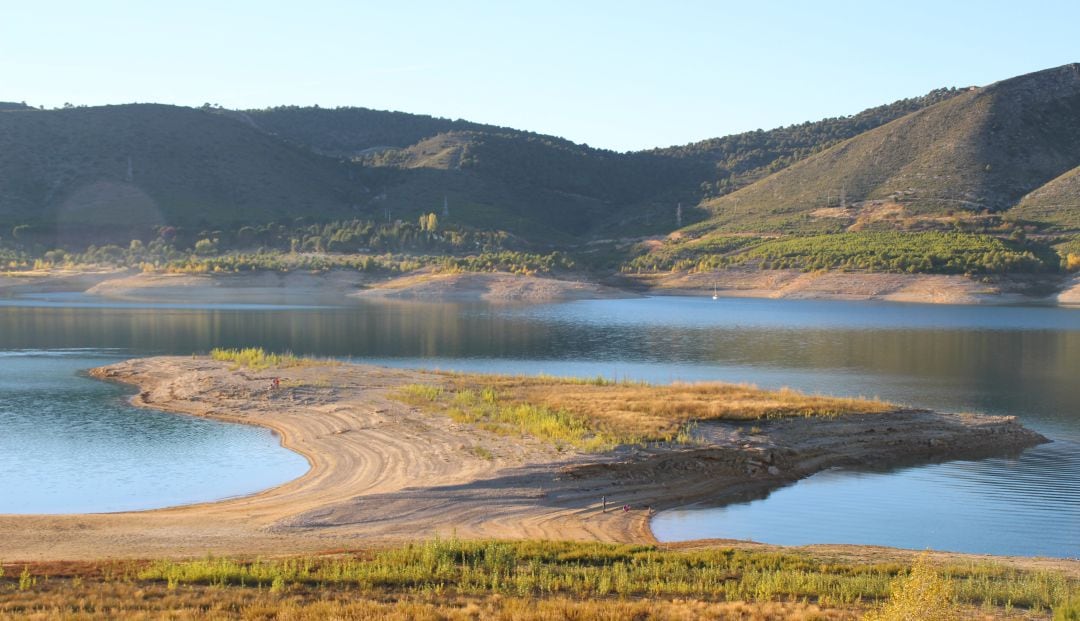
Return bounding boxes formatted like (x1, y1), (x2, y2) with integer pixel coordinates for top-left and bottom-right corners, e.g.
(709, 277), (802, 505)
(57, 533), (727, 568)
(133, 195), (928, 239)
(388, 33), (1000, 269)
(1, 539), (1072, 620)
(401, 373), (894, 450)
(0, 586), (857, 620)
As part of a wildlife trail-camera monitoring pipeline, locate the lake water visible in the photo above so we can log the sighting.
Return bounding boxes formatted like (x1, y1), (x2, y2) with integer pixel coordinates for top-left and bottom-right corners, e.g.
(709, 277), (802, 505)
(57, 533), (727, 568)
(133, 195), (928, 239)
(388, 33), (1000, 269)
(0, 294), (1076, 556)
(0, 349), (309, 513)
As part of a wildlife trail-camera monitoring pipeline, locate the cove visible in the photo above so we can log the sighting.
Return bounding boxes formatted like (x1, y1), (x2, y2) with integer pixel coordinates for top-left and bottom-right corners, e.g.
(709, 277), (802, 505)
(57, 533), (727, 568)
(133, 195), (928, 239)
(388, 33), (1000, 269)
(0, 350), (309, 514)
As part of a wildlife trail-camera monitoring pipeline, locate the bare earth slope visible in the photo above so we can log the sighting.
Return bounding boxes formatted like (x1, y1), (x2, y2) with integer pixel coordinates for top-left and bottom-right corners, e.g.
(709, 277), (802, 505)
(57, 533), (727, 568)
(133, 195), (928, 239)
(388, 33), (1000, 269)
(0, 357), (1045, 562)
(634, 267), (1059, 305)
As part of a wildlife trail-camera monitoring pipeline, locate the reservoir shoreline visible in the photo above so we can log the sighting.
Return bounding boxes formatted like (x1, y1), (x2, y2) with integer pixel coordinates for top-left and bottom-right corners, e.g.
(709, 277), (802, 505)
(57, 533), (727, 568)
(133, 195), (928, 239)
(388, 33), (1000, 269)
(3, 267), (1080, 306)
(0, 356), (1064, 572)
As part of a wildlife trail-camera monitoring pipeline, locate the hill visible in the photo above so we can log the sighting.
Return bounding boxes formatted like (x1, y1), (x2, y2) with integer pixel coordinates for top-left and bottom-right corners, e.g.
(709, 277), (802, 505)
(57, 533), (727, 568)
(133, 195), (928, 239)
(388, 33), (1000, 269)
(0, 104), (367, 246)
(0, 103), (710, 246)
(241, 107), (710, 239)
(686, 63), (1080, 236)
(358, 130), (710, 239)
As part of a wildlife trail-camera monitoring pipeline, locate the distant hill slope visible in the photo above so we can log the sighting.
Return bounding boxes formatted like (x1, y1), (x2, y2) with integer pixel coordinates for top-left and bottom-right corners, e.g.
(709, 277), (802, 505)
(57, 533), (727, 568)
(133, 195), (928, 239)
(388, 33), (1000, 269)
(240, 106), (712, 239)
(362, 130), (709, 237)
(688, 63), (1080, 235)
(0, 104), (365, 244)
(0, 103), (701, 245)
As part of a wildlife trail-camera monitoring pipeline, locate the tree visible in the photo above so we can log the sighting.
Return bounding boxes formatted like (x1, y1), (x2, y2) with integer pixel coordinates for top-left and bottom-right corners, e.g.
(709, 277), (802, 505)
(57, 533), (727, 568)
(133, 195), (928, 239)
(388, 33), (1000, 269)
(194, 238), (218, 256)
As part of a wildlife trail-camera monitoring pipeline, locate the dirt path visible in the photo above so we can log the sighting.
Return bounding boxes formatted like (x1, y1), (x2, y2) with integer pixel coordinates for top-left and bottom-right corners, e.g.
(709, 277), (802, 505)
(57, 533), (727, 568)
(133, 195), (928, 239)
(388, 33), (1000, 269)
(0, 357), (1055, 567)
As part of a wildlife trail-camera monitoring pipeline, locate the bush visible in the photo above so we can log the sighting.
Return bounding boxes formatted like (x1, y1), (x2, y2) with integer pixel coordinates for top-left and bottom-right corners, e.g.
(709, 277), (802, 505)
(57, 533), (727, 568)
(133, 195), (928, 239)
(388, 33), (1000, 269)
(864, 554), (961, 621)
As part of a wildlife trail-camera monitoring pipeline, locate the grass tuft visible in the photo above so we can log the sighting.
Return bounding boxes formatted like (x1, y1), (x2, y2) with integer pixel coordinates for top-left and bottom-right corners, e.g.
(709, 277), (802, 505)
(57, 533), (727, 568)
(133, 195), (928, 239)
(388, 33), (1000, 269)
(209, 347), (337, 370)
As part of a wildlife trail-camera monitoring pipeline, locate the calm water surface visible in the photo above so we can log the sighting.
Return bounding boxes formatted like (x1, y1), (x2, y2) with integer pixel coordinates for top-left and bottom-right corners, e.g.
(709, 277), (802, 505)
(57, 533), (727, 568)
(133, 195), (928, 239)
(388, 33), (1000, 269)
(0, 350), (309, 513)
(0, 295), (1076, 556)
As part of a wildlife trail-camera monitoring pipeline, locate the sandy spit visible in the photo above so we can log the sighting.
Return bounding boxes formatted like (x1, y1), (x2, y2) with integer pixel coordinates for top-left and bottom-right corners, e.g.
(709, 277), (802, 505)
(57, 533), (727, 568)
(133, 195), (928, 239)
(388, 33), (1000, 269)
(0, 357), (1051, 564)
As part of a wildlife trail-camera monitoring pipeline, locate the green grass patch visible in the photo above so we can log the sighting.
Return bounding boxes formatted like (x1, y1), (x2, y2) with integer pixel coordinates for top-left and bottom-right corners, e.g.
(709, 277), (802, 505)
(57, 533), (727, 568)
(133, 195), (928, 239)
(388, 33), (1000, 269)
(675, 232), (1053, 274)
(623, 234), (764, 272)
(398, 383), (620, 452)
(209, 347), (334, 370)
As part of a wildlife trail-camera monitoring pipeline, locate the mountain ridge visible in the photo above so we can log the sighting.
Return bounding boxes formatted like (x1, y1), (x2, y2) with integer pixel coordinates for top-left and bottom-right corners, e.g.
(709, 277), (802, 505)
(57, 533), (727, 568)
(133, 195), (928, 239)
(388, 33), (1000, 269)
(1, 63), (1077, 258)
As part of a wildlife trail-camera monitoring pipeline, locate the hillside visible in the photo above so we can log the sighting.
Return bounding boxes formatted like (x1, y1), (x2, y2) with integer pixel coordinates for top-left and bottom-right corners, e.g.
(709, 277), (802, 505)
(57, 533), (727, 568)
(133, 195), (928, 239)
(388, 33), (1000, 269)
(653, 87), (965, 197)
(687, 63), (1080, 235)
(1011, 165), (1080, 232)
(0, 104), (366, 245)
(360, 130), (709, 238)
(242, 107), (710, 238)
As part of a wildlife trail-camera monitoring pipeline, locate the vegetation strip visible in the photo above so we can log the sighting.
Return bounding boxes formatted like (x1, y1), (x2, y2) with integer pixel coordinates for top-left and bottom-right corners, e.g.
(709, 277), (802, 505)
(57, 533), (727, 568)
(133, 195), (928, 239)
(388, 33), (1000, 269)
(2, 539), (1077, 619)
(397, 373), (893, 451)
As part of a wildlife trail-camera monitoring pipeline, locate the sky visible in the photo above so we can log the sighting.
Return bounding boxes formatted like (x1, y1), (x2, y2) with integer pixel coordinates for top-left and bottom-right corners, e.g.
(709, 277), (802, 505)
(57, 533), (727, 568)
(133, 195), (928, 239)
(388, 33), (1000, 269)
(2, 1), (1078, 152)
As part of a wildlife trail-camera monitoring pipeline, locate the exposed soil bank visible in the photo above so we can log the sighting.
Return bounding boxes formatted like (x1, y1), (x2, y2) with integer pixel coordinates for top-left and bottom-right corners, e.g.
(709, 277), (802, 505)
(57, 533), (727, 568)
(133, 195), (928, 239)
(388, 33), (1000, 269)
(351, 270), (633, 302)
(52, 269), (628, 304)
(625, 267), (1069, 305)
(8, 266), (1078, 306)
(1057, 275), (1080, 306)
(0, 357), (1050, 565)
(0, 268), (126, 298)
(82, 270), (378, 305)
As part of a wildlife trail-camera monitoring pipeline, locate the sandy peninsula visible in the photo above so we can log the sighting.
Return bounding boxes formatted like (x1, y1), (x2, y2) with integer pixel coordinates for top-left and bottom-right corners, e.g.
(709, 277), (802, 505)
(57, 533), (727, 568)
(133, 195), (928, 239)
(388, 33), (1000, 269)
(0, 356), (1050, 566)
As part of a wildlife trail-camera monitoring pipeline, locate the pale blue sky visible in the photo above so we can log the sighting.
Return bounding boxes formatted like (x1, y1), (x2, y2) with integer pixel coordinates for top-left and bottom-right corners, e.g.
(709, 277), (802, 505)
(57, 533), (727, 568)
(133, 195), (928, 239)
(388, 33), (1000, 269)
(2, 1), (1077, 151)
